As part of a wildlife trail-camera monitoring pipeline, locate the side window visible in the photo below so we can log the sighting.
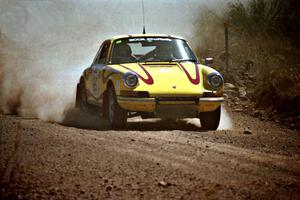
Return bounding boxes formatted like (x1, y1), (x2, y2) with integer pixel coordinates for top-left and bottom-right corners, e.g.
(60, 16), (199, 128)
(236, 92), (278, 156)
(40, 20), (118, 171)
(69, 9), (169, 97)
(98, 43), (110, 64)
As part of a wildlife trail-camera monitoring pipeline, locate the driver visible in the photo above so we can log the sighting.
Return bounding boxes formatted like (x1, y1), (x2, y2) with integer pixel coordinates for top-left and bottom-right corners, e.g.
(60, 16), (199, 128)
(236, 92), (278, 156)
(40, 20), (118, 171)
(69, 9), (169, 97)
(112, 43), (136, 64)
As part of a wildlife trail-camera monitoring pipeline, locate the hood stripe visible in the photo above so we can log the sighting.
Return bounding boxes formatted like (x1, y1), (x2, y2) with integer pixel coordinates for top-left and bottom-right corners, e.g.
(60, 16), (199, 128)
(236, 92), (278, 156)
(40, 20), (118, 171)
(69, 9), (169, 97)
(120, 63), (154, 85)
(178, 63), (200, 85)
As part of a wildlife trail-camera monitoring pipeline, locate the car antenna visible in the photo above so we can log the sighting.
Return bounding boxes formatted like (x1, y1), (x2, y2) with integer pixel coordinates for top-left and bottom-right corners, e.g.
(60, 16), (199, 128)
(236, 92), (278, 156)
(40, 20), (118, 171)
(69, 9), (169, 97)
(142, 0), (146, 34)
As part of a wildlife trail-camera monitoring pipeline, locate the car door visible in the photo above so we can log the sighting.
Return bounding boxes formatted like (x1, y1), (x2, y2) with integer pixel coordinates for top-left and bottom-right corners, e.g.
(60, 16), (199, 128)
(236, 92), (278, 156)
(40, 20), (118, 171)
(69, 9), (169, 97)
(88, 41), (111, 105)
(85, 47), (101, 103)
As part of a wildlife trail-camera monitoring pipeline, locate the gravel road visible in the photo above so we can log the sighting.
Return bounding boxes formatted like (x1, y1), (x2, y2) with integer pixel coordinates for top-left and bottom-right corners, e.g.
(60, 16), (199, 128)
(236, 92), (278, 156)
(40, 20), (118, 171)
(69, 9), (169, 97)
(1, 108), (299, 199)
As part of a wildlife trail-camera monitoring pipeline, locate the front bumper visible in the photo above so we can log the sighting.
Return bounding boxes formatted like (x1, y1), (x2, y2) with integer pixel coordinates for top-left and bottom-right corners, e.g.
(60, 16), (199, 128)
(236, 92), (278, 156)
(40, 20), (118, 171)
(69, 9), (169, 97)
(117, 96), (224, 115)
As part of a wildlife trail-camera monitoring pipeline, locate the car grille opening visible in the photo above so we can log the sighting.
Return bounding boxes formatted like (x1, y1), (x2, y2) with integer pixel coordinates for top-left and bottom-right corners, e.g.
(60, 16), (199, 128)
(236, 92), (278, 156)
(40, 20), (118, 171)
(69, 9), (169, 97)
(156, 97), (198, 101)
(156, 97), (199, 104)
(120, 91), (150, 98)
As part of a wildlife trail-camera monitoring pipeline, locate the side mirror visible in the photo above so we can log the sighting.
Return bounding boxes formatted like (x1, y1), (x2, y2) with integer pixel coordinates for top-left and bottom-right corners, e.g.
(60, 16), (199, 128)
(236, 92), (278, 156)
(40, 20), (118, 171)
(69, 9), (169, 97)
(204, 57), (213, 65)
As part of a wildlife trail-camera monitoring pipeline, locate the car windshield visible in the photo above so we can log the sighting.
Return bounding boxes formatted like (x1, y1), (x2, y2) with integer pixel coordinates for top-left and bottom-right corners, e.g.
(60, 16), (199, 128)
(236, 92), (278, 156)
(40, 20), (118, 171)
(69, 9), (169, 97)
(109, 37), (197, 64)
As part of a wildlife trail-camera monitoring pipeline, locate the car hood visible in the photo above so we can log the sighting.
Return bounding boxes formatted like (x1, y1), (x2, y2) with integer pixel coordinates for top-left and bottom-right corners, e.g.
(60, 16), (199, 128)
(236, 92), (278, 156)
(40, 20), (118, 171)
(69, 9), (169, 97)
(108, 62), (206, 96)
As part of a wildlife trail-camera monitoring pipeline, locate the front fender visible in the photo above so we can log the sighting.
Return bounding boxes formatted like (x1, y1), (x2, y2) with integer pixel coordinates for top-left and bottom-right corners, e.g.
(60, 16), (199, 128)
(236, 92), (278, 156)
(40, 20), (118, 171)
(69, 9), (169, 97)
(201, 65), (224, 92)
(104, 70), (124, 96)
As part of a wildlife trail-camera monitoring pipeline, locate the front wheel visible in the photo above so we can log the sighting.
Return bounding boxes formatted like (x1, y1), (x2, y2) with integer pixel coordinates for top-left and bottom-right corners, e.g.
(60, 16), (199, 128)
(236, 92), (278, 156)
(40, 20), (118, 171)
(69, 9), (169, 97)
(107, 86), (127, 129)
(76, 81), (89, 112)
(199, 106), (221, 130)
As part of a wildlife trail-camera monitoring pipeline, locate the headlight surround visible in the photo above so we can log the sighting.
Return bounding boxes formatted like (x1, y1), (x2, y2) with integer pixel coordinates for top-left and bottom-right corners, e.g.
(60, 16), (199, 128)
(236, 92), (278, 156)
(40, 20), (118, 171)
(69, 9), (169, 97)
(208, 73), (223, 89)
(123, 72), (139, 88)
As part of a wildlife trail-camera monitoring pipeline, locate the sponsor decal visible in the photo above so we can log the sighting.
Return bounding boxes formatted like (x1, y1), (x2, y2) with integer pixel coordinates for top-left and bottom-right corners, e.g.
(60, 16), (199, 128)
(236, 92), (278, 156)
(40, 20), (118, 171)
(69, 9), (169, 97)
(128, 38), (172, 42)
(178, 63), (200, 85)
(120, 64), (154, 85)
(92, 71), (98, 93)
(159, 68), (172, 73)
(116, 80), (120, 92)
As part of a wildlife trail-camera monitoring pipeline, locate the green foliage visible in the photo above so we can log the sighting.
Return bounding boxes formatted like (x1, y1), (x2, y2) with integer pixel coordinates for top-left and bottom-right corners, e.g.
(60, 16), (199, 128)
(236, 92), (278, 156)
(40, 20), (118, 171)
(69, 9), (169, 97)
(226, 0), (300, 44)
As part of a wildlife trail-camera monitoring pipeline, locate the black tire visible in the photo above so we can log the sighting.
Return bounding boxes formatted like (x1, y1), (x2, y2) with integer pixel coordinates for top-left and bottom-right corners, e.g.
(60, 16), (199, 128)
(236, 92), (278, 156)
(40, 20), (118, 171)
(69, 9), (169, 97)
(107, 86), (127, 129)
(199, 106), (221, 130)
(75, 81), (89, 112)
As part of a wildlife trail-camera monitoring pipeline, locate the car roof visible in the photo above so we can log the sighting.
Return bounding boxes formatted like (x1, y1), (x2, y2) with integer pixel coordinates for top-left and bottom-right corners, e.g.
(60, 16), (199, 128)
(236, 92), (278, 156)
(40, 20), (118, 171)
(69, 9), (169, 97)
(109, 34), (185, 42)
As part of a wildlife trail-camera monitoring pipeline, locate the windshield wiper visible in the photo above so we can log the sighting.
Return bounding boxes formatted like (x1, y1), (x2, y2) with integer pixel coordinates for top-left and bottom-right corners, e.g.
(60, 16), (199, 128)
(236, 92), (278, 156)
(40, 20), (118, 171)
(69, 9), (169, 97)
(139, 58), (198, 63)
(170, 58), (198, 63)
(138, 58), (159, 63)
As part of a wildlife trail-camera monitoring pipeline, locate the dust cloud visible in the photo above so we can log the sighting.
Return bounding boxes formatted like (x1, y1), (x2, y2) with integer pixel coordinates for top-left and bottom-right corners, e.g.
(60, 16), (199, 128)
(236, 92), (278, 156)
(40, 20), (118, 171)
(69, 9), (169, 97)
(218, 107), (232, 130)
(183, 107), (232, 130)
(0, 0), (232, 128)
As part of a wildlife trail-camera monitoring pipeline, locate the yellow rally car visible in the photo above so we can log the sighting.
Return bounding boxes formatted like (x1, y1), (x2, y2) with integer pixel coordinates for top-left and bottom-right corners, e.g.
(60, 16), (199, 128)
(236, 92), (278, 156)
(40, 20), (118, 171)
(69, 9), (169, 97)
(76, 34), (224, 130)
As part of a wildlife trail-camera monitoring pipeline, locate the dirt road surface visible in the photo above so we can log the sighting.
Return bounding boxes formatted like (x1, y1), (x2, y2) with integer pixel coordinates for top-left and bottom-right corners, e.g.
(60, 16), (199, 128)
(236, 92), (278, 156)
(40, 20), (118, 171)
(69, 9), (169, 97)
(1, 108), (299, 199)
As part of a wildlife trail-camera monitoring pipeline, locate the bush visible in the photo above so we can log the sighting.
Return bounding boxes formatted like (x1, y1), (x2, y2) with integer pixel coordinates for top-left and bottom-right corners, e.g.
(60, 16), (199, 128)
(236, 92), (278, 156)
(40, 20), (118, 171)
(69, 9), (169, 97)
(194, 0), (300, 123)
(227, 0), (300, 45)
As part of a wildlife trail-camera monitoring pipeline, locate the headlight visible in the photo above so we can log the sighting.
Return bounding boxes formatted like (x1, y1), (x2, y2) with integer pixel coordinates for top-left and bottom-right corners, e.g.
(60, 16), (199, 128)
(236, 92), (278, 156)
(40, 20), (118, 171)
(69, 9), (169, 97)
(208, 73), (223, 89)
(123, 72), (139, 88)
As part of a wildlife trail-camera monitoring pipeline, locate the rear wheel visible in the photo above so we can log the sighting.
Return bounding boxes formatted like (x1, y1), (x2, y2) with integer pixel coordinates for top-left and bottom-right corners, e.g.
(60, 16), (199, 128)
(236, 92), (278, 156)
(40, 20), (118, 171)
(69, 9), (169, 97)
(199, 106), (221, 130)
(107, 86), (127, 129)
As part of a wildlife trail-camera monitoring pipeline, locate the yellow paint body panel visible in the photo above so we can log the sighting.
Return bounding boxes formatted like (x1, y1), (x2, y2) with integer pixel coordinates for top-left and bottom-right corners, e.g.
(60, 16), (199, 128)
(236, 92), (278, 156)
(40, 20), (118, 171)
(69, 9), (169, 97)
(110, 62), (203, 95)
(117, 97), (156, 112)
